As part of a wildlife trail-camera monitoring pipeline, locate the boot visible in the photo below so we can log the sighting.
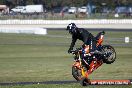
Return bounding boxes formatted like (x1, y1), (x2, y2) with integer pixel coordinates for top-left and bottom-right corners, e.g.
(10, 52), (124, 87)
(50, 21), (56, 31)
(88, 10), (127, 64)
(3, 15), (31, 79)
(92, 50), (106, 59)
(92, 50), (103, 55)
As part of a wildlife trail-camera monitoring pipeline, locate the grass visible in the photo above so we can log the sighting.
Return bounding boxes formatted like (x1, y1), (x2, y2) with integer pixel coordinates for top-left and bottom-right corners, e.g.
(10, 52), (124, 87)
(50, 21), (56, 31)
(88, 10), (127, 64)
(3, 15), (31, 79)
(0, 30), (132, 88)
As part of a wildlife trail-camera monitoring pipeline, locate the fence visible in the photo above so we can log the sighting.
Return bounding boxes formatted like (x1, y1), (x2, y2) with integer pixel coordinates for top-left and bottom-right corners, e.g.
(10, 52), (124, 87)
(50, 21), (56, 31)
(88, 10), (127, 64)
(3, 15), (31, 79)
(0, 19), (132, 29)
(1, 19), (132, 25)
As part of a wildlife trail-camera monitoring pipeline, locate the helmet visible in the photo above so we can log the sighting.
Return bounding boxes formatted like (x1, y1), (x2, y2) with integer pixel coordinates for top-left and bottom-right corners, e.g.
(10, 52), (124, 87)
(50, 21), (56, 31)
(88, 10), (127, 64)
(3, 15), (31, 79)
(66, 23), (77, 34)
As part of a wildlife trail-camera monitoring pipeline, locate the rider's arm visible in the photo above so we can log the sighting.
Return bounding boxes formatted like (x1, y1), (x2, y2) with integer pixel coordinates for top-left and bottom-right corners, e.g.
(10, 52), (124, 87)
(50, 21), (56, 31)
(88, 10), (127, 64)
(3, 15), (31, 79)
(69, 35), (77, 51)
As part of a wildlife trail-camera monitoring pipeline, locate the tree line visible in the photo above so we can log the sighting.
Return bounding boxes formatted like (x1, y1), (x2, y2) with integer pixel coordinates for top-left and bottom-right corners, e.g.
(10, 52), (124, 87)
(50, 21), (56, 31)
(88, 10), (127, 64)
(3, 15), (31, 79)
(0, 0), (132, 9)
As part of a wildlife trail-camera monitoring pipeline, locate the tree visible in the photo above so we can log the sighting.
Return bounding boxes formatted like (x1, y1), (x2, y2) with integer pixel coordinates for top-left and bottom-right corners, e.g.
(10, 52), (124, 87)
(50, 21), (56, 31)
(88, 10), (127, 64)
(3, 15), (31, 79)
(1, 0), (132, 11)
(0, 0), (4, 4)
(33, 0), (42, 4)
(5, 0), (13, 8)
(26, 0), (33, 5)
(18, 0), (26, 6)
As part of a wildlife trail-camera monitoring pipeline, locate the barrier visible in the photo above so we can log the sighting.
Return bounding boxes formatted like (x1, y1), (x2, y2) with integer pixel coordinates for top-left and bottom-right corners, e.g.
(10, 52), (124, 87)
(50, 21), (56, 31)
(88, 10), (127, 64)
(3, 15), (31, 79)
(0, 19), (132, 29)
(0, 19), (132, 25)
(0, 27), (47, 35)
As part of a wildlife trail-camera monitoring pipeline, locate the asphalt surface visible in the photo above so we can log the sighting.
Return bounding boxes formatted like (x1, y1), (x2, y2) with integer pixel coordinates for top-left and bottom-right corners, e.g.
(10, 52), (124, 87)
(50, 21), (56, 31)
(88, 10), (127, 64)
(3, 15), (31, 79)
(0, 80), (78, 86)
(0, 80), (132, 86)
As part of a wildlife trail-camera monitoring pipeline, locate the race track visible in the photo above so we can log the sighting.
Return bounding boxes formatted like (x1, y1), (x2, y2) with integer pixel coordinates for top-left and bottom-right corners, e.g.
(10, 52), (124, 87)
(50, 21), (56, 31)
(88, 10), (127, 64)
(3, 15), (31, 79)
(0, 80), (78, 86)
(1, 79), (132, 86)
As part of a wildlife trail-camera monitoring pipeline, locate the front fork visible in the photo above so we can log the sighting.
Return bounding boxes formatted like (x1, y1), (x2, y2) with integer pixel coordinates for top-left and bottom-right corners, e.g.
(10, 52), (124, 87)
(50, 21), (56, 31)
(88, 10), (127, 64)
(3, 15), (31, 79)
(78, 52), (89, 79)
(81, 59), (103, 80)
(81, 67), (89, 78)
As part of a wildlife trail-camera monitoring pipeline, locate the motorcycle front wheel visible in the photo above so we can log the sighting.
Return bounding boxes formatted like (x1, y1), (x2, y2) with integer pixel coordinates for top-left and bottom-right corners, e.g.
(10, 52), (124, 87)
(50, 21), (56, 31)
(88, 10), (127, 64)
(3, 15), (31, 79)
(72, 66), (82, 81)
(80, 77), (91, 86)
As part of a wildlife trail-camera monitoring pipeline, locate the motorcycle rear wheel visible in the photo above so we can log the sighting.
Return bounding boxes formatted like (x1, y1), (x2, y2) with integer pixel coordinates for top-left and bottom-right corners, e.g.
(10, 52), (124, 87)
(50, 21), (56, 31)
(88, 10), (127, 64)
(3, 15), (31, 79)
(102, 45), (116, 64)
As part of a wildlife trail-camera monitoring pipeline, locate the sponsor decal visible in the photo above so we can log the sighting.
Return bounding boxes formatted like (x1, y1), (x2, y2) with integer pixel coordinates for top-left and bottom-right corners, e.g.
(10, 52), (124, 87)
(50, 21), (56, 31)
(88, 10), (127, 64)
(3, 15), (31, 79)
(90, 80), (131, 85)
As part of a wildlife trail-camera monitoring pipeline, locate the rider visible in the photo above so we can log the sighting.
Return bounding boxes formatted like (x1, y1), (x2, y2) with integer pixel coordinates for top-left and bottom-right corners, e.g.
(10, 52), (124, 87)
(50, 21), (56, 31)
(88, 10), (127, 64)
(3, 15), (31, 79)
(66, 23), (104, 65)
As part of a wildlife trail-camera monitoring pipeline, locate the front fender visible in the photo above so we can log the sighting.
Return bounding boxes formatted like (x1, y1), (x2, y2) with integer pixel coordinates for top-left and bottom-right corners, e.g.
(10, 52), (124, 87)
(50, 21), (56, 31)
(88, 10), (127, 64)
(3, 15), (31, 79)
(73, 61), (81, 69)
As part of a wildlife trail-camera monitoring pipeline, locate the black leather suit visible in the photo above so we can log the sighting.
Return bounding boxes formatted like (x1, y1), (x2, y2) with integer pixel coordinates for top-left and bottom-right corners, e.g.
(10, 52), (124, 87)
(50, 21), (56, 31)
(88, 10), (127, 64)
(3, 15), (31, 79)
(68, 28), (96, 52)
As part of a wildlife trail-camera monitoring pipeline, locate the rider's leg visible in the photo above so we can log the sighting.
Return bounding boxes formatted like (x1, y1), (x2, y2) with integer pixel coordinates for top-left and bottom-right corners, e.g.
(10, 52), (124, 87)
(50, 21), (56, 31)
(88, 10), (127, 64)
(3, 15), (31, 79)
(82, 44), (93, 69)
(82, 39), (100, 68)
(90, 40), (106, 59)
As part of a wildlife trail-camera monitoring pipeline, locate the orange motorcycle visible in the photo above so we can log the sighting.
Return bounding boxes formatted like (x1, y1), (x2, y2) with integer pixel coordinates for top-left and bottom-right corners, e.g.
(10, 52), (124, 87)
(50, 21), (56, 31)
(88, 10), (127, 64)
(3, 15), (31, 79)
(71, 31), (116, 86)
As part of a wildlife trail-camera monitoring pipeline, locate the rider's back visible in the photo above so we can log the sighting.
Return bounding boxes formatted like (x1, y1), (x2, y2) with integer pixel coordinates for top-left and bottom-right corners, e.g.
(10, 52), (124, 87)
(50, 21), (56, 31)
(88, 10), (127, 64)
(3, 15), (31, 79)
(73, 28), (94, 45)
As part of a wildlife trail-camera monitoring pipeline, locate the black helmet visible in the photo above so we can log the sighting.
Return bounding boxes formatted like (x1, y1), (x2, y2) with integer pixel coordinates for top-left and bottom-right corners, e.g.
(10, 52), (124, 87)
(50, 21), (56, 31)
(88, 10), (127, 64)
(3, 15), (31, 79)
(66, 23), (77, 34)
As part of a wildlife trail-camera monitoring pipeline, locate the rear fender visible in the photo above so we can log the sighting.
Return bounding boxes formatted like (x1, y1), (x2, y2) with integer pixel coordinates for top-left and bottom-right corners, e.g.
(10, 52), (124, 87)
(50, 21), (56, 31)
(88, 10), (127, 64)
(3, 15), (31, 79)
(96, 35), (104, 47)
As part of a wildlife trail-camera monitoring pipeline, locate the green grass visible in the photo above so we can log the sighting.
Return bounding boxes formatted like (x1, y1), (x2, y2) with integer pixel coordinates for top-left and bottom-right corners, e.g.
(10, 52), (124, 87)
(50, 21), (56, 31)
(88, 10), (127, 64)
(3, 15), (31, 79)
(0, 30), (132, 88)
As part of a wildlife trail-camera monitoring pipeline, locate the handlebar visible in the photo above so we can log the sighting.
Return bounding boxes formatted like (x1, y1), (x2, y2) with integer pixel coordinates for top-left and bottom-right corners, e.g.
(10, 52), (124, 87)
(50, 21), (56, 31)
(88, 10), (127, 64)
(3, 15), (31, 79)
(70, 48), (82, 54)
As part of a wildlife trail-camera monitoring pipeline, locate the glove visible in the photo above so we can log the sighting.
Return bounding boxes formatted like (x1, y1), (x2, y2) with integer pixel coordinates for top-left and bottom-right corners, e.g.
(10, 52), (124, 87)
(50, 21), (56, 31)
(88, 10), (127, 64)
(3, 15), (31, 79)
(102, 31), (105, 35)
(68, 48), (73, 53)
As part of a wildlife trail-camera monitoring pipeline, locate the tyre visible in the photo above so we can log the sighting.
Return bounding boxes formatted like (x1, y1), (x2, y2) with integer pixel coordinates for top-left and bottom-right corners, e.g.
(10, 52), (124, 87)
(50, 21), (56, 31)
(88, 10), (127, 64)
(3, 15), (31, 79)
(80, 77), (91, 86)
(72, 66), (82, 81)
(102, 45), (116, 64)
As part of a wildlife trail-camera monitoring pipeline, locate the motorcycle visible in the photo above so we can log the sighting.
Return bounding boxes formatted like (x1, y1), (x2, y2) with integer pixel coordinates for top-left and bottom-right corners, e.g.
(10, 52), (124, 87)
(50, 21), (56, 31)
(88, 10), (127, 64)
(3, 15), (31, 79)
(70, 31), (116, 86)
